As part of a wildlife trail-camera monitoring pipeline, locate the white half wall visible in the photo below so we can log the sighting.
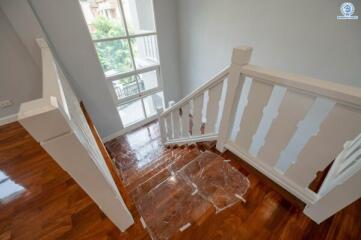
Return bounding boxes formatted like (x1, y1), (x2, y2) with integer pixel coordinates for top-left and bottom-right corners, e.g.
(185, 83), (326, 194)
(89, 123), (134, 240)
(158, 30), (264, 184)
(177, 0), (361, 96)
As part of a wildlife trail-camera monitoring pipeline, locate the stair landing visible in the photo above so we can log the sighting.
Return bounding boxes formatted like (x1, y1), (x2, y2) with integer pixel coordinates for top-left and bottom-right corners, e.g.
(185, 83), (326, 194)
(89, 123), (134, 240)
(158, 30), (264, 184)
(105, 121), (361, 240)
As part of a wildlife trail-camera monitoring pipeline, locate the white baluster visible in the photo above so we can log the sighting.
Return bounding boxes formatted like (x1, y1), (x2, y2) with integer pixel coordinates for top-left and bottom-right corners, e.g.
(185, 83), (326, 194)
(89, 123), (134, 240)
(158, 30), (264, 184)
(191, 94), (204, 136)
(205, 81), (224, 134)
(180, 102), (191, 138)
(234, 79), (273, 153)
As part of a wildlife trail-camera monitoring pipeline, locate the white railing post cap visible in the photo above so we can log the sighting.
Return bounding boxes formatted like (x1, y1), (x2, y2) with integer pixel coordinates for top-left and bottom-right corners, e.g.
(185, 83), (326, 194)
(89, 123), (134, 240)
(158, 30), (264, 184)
(232, 46), (253, 66)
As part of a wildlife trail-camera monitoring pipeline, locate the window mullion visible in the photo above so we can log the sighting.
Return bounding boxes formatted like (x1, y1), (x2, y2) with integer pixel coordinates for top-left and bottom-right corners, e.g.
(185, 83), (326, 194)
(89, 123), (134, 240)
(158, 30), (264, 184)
(93, 32), (157, 43)
(117, 0), (144, 99)
(117, 0), (138, 71)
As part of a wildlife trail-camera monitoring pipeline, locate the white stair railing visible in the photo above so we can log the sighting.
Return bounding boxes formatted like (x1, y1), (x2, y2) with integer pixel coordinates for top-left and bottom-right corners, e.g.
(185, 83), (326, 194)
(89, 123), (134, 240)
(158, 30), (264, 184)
(303, 133), (361, 223)
(159, 67), (230, 145)
(17, 39), (134, 231)
(159, 46), (361, 224)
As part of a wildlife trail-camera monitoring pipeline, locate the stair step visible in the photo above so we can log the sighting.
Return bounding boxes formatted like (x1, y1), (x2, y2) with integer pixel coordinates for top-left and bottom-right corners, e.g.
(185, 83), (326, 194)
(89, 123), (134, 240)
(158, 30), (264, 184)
(130, 148), (201, 196)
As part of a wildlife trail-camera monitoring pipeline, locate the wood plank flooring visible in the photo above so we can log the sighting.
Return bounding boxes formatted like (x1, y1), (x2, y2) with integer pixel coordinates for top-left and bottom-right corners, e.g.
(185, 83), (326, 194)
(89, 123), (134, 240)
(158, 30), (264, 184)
(0, 121), (360, 239)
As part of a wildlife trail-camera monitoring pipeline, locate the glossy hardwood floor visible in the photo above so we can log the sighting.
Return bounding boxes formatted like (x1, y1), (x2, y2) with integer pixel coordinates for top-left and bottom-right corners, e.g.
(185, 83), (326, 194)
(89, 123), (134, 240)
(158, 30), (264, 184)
(107, 122), (361, 240)
(1, 121), (360, 239)
(0, 122), (148, 240)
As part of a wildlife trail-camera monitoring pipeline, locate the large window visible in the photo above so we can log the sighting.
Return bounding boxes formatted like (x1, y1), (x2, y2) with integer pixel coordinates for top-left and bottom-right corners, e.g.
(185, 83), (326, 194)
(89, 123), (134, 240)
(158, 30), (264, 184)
(80, 0), (164, 128)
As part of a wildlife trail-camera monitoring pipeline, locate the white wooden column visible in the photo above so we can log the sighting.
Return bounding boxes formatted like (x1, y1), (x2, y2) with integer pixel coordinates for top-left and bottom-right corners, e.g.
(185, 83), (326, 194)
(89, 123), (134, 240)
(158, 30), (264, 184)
(216, 46), (253, 152)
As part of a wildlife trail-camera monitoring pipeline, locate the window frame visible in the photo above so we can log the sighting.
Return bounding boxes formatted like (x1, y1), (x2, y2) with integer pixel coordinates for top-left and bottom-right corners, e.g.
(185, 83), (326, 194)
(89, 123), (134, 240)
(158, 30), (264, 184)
(85, 0), (164, 128)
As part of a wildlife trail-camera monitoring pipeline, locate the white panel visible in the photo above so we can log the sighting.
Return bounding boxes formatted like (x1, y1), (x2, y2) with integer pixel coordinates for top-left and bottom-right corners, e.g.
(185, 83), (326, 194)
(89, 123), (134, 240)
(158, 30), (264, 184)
(191, 94), (204, 136)
(205, 81), (224, 134)
(275, 97), (336, 173)
(286, 104), (361, 188)
(171, 109), (181, 139)
(229, 77), (252, 142)
(234, 79), (273, 152)
(180, 102), (191, 138)
(249, 85), (287, 157)
(258, 90), (314, 166)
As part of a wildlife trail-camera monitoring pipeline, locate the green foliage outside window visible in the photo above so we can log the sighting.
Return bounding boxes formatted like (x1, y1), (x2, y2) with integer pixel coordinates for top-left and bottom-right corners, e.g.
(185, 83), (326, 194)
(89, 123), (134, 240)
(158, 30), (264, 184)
(93, 16), (135, 77)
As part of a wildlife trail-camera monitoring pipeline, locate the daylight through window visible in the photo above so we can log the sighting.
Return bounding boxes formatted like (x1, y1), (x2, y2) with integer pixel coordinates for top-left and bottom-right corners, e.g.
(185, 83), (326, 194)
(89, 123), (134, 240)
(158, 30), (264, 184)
(80, 0), (164, 128)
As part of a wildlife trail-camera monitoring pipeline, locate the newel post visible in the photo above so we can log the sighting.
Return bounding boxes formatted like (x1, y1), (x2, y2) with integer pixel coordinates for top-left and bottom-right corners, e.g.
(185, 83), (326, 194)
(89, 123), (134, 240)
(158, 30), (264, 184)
(216, 46), (253, 152)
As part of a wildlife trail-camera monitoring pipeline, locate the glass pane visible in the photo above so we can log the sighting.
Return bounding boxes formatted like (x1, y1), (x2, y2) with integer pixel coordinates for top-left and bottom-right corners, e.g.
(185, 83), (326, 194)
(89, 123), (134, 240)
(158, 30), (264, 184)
(112, 75), (139, 99)
(131, 35), (159, 70)
(95, 39), (134, 77)
(118, 100), (145, 127)
(122, 0), (156, 35)
(79, 0), (126, 40)
(143, 92), (164, 117)
(138, 70), (158, 92)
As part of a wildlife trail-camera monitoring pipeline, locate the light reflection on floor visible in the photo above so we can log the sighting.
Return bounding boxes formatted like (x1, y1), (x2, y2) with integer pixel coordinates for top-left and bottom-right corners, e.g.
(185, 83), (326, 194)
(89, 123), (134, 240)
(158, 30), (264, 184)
(0, 171), (25, 204)
(105, 121), (168, 185)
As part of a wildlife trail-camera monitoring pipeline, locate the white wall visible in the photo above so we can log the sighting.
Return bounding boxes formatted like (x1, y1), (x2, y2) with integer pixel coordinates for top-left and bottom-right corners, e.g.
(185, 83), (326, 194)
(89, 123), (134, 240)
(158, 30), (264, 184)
(154, 0), (182, 104)
(0, 7), (41, 119)
(177, 0), (361, 96)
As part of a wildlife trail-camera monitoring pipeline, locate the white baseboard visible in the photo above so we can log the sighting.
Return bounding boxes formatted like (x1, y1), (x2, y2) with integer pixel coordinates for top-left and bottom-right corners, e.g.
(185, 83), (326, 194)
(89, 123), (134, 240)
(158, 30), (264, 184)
(224, 142), (318, 205)
(0, 114), (18, 127)
(165, 133), (218, 146)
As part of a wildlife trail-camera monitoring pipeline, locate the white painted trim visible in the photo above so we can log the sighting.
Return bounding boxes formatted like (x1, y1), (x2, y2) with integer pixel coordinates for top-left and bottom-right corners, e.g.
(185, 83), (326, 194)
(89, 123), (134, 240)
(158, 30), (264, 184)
(165, 133), (218, 146)
(161, 68), (230, 116)
(224, 142), (318, 204)
(102, 114), (159, 143)
(0, 114), (18, 126)
(241, 64), (361, 108)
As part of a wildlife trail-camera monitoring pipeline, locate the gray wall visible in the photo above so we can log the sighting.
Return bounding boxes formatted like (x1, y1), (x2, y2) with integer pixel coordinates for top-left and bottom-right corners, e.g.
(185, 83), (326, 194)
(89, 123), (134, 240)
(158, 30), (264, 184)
(0, 0), (45, 67)
(155, 0), (181, 104)
(29, 0), (124, 139)
(177, 0), (361, 96)
(0, 7), (41, 119)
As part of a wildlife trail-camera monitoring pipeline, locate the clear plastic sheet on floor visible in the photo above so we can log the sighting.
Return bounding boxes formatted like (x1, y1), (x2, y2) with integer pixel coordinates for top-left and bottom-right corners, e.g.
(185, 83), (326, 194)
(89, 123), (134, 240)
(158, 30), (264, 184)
(134, 151), (250, 240)
(135, 172), (214, 240)
(178, 151), (250, 212)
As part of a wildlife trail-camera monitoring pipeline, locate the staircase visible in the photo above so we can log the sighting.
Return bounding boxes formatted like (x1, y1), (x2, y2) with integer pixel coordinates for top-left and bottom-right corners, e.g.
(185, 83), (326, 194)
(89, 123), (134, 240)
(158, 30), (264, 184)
(17, 38), (361, 233)
(158, 46), (361, 224)
(105, 125), (250, 239)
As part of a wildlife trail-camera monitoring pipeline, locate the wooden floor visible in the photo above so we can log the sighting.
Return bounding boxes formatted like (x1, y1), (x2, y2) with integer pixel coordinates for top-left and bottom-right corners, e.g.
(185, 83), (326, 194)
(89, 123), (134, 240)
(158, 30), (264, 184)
(1, 122), (360, 239)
